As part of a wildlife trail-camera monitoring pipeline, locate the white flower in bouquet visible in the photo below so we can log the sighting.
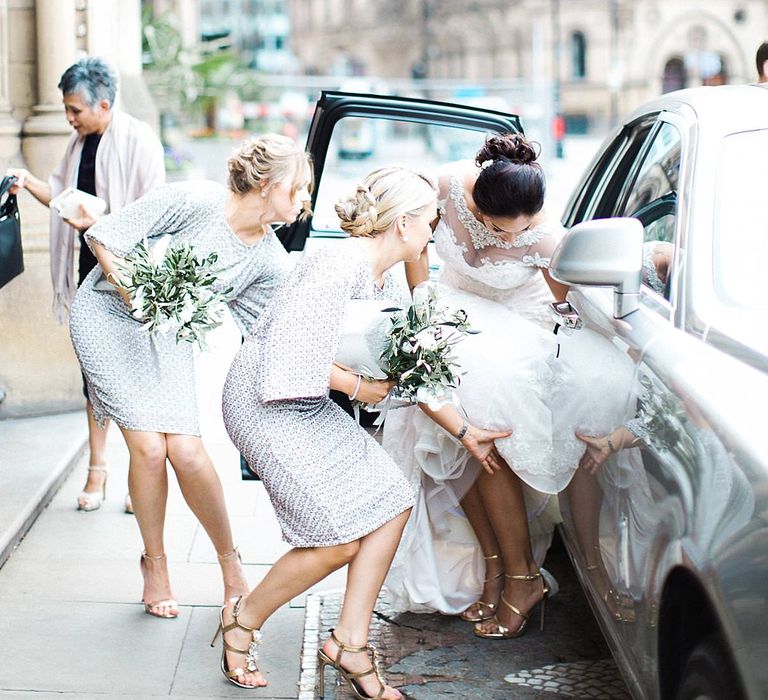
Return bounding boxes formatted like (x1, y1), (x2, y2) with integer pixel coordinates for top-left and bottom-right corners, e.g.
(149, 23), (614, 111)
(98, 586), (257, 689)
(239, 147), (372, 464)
(413, 327), (440, 351)
(116, 238), (232, 349)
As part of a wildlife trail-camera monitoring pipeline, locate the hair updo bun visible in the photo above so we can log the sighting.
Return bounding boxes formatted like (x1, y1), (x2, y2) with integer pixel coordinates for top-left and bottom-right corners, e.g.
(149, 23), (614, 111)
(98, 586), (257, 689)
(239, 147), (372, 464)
(335, 184), (379, 237)
(335, 167), (437, 238)
(475, 132), (538, 167)
(472, 133), (545, 219)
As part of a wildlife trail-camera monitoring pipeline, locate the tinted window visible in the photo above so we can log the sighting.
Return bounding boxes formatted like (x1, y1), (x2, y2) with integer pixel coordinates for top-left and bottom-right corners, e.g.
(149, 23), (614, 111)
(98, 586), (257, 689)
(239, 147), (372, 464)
(619, 122), (681, 299)
(577, 118), (655, 222)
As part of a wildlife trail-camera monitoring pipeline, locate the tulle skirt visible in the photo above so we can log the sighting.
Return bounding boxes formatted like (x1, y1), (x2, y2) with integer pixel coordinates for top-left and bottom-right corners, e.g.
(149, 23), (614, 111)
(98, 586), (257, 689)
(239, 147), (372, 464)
(383, 284), (636, 613)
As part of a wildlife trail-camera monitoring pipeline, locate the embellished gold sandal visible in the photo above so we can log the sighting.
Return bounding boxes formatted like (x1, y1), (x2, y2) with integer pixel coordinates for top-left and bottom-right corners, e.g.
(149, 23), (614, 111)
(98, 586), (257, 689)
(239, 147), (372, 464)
(210, 595), (264, 689)
(139, 551), (178, 619)
(318, 629), (392, 699)
(474, 571), (550, 640)
(460, 553), (504, 622)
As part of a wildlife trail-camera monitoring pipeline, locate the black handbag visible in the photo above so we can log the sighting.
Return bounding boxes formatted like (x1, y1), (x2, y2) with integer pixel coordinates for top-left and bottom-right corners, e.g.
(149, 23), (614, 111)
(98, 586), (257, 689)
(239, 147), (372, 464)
(0, 175), (23, 289)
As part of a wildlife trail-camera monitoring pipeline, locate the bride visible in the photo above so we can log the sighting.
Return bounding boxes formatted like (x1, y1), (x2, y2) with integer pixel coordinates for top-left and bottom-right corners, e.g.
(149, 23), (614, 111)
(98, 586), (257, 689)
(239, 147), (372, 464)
(383, 133), (585, 639)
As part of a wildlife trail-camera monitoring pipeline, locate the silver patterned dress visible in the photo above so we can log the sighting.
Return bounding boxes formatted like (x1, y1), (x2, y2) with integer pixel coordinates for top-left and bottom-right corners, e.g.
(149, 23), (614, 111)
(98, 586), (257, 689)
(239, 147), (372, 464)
(69, 181), (292, 435)
(222, 242), (415, 547)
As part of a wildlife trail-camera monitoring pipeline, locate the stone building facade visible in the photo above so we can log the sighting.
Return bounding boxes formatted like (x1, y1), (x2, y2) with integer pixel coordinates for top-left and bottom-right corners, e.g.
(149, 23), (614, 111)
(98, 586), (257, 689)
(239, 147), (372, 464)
(286, 0), (768, 131)
(0, 0), (156, 418)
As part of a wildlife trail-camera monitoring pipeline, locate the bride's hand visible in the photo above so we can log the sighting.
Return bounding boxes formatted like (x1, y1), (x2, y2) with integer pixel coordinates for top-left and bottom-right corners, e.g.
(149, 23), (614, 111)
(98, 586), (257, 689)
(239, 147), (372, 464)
(355, 378), (396, 405)
(460, 425), (512, 475)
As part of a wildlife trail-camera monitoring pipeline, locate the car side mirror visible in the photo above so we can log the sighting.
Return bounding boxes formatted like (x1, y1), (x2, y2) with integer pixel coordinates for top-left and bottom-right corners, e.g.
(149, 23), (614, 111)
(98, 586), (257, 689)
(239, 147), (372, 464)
(549, 218), (643, 319)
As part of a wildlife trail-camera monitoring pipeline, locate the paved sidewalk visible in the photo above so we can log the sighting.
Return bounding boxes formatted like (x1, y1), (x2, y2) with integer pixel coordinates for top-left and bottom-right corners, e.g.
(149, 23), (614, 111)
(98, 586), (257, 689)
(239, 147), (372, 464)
(0, 318), (346, 699)
(0, 411), (87, 567)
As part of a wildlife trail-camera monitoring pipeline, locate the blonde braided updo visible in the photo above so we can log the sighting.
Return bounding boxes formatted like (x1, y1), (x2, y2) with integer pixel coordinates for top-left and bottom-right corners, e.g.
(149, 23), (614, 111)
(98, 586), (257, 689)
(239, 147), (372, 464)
(335, 167), (436, 238)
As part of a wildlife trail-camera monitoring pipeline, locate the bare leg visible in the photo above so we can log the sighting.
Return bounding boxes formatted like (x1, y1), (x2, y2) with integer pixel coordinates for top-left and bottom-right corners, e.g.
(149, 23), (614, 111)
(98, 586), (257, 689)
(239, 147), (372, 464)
(76, 401), (111, 507)
(221, 541), (361, 687)
(323, 509), (411, 700)
(459, 478), (504, 618)
(474, 464), (547, 635)
(227, 509), (410, 694)
(121, 428), (176, 617)
(165, 434), (249, 602)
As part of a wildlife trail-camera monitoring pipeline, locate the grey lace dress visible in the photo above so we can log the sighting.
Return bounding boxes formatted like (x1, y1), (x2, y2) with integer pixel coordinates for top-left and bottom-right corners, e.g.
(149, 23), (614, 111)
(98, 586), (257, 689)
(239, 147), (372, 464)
(69, 181), (292, 435)
(222, 242), (415, 547)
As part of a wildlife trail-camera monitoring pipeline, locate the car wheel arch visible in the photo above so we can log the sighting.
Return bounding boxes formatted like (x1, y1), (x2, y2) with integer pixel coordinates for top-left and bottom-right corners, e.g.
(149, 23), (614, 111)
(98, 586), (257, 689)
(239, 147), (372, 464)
(658, 567), (746, 700)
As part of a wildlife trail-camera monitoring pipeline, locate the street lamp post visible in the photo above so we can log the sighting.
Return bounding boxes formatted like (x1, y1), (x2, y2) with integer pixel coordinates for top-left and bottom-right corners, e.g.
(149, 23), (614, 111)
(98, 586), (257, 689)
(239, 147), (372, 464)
(609, 0), (619, 126)
(551, 0), (564, 158)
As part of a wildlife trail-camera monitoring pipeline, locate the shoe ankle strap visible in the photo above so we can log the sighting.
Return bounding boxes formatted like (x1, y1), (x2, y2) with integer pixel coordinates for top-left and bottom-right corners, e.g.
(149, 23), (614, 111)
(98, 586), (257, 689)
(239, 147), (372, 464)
(329, 628), (369, 654)
(505, 571), (541, 581)
(217, 547), (241, 562)
(141, 551), (166, 561)
(483, 553), (501, 561)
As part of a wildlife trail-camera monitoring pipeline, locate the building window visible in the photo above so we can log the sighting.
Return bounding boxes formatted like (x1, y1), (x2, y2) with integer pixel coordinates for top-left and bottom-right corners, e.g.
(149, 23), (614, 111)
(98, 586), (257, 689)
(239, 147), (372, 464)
(662, 57), (687, 93)
(570, 31), (586, 79)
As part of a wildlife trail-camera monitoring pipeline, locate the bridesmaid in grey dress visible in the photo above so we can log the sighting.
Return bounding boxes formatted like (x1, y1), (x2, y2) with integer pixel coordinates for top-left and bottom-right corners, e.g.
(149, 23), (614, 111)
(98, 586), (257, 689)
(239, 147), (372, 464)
(69, 134), (312, 619)
(217, 167), (508, 697)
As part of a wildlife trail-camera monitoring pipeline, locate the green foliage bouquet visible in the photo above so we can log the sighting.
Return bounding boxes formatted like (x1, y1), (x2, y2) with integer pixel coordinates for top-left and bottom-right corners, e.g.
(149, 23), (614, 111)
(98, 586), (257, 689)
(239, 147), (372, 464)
(116, 237), (232, 348)
(381, 285), (476, 410)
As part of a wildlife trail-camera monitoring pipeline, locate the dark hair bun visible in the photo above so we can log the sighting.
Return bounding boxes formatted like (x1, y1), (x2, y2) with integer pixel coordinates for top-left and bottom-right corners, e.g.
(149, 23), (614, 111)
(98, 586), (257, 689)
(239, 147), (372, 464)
(475, 133), (538, 167)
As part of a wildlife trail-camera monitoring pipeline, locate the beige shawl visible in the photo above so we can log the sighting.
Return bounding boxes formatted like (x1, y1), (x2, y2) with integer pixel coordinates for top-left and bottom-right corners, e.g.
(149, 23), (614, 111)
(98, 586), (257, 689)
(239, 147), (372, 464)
(48, 110), (165, 322)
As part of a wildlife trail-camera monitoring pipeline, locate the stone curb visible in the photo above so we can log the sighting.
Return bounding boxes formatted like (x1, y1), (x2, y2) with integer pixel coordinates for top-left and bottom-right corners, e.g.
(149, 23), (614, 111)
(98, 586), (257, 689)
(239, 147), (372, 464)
(298, 588), (345, 699)
(0, 431), (86, 568)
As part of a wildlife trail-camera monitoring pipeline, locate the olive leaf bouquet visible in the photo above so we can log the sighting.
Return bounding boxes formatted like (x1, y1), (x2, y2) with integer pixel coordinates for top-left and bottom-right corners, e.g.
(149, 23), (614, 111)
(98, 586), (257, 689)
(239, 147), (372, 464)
(116, 238), (232, 348)
(381, 285), (477, 410)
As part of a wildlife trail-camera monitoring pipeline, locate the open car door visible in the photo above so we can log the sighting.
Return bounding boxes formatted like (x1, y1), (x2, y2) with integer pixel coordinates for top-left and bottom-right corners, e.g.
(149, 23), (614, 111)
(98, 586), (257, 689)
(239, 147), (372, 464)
(278, 91), (522, 251)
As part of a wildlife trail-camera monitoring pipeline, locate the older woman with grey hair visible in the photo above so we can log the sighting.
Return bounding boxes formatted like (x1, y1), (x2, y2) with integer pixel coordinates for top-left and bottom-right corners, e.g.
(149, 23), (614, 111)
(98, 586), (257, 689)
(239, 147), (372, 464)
(7, 56), (165, 513)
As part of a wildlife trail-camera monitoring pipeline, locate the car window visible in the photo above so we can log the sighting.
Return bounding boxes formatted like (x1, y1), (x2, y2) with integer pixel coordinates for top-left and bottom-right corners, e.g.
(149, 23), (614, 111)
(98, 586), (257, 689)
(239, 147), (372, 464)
(622, 123), (681, 223)
(619, 122), (682, 300)
(587, 118), (656, 221)
(312, 116), (496, 233)
(714, 129), (768, 311)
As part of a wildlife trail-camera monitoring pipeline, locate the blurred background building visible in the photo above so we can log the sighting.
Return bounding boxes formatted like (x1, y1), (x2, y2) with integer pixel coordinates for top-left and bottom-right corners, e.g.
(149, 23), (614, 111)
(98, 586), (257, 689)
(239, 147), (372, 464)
(1, 0), (767, 417)
(287, 0), (768, 133)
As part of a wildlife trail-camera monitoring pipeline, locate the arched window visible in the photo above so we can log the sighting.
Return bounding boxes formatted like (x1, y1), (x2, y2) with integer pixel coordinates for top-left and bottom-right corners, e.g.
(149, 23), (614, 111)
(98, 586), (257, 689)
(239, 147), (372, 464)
(662, 57), (687, 93)
(570, 31), (587, 79)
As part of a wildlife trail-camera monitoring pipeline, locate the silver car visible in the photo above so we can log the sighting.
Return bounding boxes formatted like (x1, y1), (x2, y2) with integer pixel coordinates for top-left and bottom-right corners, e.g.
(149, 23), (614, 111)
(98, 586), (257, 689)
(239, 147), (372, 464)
(550, 84), (768, 700)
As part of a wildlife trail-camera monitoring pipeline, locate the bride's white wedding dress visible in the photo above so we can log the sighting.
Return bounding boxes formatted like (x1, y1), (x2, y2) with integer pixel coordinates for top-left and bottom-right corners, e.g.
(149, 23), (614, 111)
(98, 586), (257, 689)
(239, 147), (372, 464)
(383, 164), (631, 614)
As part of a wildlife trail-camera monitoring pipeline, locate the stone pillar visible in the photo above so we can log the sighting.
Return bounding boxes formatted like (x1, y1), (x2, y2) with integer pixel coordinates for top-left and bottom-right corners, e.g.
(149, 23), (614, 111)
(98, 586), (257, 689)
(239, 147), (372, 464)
(0, 0), (20, 162)
(87, 0), (160, 132)
(21, 0), (77, 178)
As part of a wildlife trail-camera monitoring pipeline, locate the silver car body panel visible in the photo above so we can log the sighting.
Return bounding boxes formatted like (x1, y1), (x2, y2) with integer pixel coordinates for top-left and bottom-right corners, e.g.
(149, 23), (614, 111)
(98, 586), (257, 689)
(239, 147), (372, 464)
(555, 85), (768, 699)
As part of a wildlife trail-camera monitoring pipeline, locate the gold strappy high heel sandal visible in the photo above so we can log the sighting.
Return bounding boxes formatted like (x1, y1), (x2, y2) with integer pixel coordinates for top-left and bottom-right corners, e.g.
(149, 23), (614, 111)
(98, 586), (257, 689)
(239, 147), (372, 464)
(210, 595), (264, 689)
(460, 553), (504, 622)
(317, 629), (391, 699)
(139, 551), (178, 619)
(474, 571), (550, 639)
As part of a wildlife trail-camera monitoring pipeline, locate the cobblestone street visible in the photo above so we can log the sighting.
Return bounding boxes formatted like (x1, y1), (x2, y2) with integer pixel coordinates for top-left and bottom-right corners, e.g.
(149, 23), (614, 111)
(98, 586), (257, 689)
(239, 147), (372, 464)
(304, 537), (630, 700)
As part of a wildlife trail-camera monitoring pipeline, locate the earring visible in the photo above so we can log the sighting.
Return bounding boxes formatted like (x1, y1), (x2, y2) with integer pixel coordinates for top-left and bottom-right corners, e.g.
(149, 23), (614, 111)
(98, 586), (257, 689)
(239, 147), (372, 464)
(260, 190), (267, 198)
(402, 235), (409, 242)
